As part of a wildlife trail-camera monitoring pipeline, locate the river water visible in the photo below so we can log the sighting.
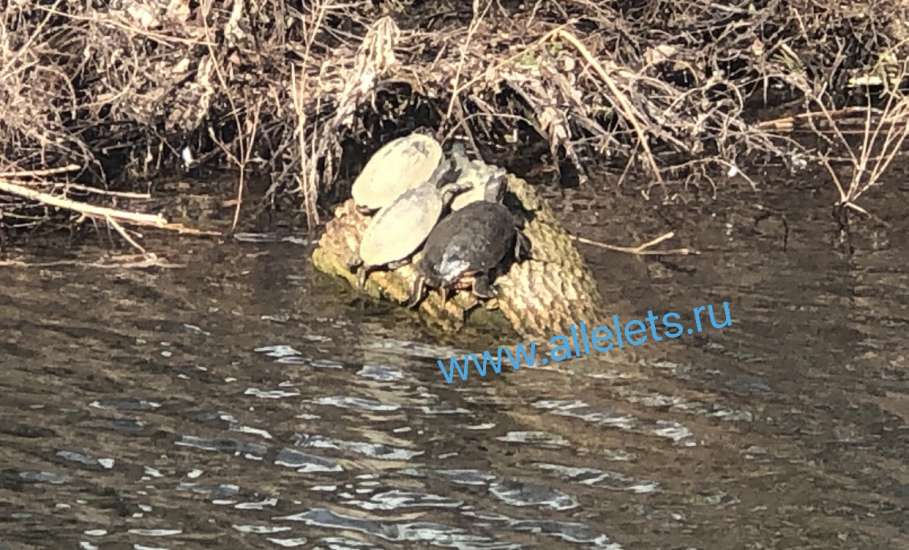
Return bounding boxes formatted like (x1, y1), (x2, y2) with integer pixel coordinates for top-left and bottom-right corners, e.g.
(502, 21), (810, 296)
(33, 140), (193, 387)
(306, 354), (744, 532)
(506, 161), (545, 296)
(0, 167), (907, 549)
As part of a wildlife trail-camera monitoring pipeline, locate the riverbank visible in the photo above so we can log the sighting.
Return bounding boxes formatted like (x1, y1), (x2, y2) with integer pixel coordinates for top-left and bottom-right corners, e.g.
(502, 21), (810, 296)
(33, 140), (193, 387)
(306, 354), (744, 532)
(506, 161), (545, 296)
(0, 1), (907, 243)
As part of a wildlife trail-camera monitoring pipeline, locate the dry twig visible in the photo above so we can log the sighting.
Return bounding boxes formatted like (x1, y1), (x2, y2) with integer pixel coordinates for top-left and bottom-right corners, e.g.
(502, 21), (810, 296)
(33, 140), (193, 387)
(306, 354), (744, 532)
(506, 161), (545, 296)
(572, 231), (698, 256)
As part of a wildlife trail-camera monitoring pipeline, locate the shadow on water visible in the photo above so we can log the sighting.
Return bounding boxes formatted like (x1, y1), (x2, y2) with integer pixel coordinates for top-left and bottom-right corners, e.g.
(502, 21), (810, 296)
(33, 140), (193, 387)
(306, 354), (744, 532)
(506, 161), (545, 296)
(0, 166), (907, 549)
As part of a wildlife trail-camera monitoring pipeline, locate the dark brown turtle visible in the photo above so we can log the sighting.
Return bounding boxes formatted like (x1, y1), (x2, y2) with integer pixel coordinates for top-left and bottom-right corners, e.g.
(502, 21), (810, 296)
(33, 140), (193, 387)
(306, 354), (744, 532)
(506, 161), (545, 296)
(408, 200), (529, 308)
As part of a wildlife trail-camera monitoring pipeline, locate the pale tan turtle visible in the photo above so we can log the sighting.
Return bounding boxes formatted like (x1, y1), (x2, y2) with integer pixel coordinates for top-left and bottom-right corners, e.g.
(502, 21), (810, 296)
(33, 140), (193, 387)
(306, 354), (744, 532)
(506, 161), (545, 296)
(349, 157), (469, 287)
(448, 144), (508, 211)
(351, 132), (443, 212)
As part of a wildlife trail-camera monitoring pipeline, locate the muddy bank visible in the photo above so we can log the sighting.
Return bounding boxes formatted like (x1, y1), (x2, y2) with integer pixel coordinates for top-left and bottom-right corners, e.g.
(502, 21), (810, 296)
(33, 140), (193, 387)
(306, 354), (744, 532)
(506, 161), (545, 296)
(1, 1), (907, 238)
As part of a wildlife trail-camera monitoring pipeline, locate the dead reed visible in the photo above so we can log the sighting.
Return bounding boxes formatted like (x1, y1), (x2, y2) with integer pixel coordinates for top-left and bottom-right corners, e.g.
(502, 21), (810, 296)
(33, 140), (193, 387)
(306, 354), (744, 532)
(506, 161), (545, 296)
(0, 0), (906, 240)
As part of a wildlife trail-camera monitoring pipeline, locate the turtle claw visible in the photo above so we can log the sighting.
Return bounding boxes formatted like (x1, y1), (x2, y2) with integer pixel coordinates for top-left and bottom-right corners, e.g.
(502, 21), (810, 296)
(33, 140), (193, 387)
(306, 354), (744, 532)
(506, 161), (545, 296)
(357, 267), (369, 289)
(514, 231), (532, 261)
(440, 286), (453, 303)
(346, 256), (363, 274)
(472, 274), (497, 299)
(407, 276), (426, 309)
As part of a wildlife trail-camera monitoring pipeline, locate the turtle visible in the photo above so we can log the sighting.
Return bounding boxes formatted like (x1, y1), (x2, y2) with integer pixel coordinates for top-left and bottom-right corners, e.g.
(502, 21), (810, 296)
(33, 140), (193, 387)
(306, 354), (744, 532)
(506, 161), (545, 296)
(351, 132), (443, 213)
(448, 146), (508, 211)
(450, 164), (506, 211)
(408, 200), (530, 308)
(350, 156), (469, 287)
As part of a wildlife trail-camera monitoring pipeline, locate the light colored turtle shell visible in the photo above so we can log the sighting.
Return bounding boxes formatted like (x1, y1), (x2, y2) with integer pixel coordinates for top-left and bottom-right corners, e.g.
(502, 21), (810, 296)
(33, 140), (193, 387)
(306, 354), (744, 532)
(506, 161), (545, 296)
(358, 182), (446, 268)
(450, 161), (506, 211)
(352, 133), (443, 211)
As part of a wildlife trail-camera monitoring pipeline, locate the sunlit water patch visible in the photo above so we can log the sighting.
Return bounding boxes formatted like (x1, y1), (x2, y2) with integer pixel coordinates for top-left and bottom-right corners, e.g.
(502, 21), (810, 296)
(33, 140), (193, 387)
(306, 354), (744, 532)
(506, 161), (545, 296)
(2, 171), (907, 548)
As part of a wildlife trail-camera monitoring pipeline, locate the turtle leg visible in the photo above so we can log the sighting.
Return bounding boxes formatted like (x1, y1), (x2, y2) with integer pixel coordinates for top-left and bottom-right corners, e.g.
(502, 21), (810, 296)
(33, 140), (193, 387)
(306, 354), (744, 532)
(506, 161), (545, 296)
(471, 273), (498, 299)
(357, 265), (373, 289)
(440, 285), (453, 303)
(346, 256), (363, 274)
(514, 231), (532, 261)
(407, 276), (426, 309)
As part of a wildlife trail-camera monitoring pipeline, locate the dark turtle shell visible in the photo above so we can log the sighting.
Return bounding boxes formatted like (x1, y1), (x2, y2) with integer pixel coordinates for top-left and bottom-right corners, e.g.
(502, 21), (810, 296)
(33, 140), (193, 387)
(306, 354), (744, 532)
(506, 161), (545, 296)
(417, 201), (518, 289)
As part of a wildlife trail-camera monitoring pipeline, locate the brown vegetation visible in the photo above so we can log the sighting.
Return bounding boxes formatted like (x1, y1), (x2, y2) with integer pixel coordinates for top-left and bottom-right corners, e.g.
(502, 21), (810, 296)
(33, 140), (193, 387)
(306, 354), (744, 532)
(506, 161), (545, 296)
(1, 0), (907, 238)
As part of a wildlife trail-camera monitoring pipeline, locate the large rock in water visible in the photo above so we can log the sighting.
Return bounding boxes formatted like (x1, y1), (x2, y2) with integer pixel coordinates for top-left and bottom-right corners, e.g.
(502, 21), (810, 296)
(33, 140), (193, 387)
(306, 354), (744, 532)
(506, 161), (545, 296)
(311, 173), (604, 339)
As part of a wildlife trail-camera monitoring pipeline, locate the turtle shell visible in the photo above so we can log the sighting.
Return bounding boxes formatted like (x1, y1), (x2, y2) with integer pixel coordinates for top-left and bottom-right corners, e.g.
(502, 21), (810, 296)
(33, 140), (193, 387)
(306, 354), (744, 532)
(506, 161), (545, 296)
(417, 201), (517, 287)
(358, 161), (459, 269)
(352, 133), (443, 211)
(450, 161), (506, 211)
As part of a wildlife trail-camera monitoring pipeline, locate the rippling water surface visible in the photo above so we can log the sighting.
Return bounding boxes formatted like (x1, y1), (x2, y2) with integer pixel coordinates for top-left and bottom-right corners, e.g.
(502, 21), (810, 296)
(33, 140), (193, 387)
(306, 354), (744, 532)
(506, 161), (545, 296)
(1, 170), (907, 549)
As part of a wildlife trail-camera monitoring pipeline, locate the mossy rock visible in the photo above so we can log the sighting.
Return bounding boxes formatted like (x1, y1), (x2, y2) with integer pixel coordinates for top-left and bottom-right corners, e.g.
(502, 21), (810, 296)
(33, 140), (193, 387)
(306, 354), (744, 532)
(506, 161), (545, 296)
(311, 173), (604, 339)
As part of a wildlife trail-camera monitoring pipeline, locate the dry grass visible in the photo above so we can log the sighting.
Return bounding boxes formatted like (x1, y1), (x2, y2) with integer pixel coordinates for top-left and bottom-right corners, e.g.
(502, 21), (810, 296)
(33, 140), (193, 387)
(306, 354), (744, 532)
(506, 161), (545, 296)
(0, 0), (907, 236)
(815, 69), (909, 218)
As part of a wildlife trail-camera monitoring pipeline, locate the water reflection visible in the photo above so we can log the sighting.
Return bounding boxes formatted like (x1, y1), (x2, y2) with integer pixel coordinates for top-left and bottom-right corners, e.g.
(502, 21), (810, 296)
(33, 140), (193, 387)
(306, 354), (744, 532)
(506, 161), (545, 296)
(0, 171), (907, 548)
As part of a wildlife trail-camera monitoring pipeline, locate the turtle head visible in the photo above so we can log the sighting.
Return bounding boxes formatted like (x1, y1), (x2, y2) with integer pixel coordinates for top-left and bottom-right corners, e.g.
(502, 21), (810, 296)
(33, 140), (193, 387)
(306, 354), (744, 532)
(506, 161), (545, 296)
(427, 157), (468, 204)
(483, 170), (507, 203)
(427, 157), (460, 188)
(450, 141), (471, 171)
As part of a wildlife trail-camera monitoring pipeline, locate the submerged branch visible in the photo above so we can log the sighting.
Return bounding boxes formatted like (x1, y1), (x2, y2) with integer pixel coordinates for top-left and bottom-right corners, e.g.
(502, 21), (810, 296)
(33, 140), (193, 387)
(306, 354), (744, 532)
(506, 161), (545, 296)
(0, 178), (167, 226)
